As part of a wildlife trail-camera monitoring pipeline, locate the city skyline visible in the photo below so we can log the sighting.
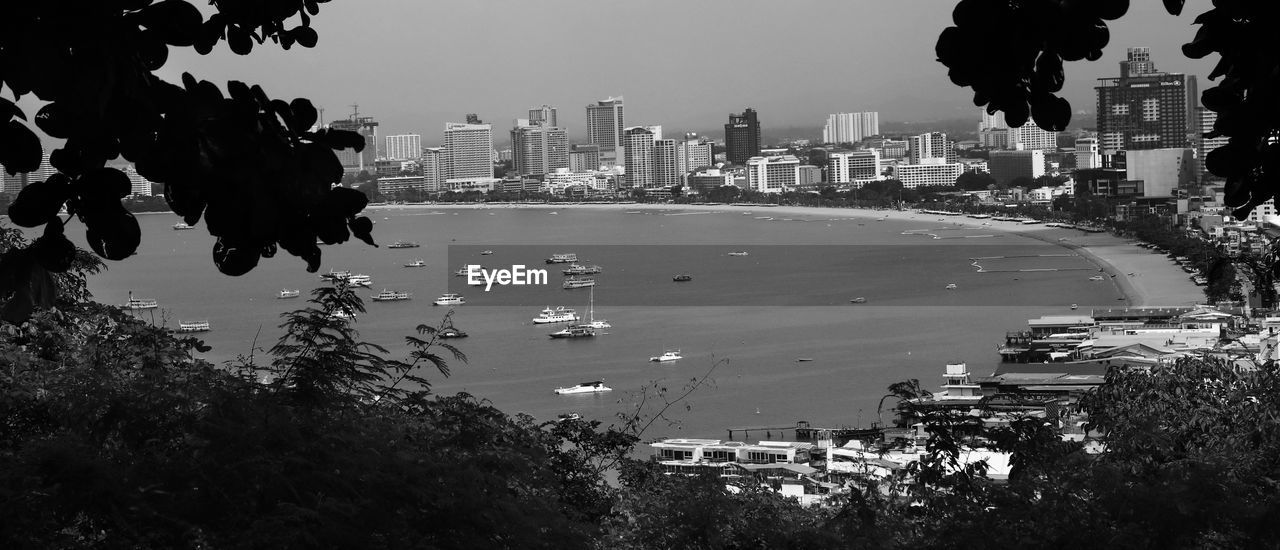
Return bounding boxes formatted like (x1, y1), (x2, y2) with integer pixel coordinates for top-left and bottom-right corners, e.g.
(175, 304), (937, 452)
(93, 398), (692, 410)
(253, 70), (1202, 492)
(147, 0), (1218, 144)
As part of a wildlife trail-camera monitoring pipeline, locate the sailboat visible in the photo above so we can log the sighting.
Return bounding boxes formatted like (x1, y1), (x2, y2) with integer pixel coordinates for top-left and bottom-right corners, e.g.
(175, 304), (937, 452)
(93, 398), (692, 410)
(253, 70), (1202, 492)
(576, 286), (611, 330)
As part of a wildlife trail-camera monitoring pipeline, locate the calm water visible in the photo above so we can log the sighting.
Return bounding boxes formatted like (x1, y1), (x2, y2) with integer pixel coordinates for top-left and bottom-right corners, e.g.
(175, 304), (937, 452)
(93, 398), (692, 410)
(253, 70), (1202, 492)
(64, 206), (1124, 440)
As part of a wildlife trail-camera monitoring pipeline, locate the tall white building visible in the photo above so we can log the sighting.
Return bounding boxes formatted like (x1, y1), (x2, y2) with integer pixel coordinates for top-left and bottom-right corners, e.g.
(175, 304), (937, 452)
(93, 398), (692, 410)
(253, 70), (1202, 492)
(653, 139), (681, 189)
(1196, 107), (1228, 183)
(1006, 125), (1059, 151)
(746, 155), (800, 193)
(510, 122), (568, 176)
(623, 126), (656, 189)
(828, 150), (883, 184)
(677, 134), (714, 182)
(442, 122), (494, 180)
(895, 162), (965, 189)
(1075, 137), (1102, 170)
(123, 165), (152, 197)
(908, 132), (952, 164)
(529, 105), (557, 128)
(421, 147), (443, 192)
(384, 134), (422, 161)
(822, 112), (879, 144)
(586, 96), (625, 166)
(978, 108), (1007, 132)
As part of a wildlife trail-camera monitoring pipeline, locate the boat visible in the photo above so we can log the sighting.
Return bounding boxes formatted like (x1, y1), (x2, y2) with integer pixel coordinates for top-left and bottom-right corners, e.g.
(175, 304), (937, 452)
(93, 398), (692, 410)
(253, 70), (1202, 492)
(545, 253), (578, 264)
(404, 259), (427, 268)
(1088, 275), (1105, 281)
(796, 357), (814, 362)
(278, 289), (301, 299)
(727, 251), (749, 256)
(439, 326), (468, 338)
(370, 289), (411, 302)
(481, 250), (494, 255)
(433, 293), (465, 306)
(576, 286), (611, 329)
(320, 269), (351, 282)
(850, 297), (867, 304)
(172, 222), (194, 230)
(1071, 304), (1078, 310)
(532, 306), (579, 324)
(177, 320), (211, 333)
(945, 283), (957, 290)
(556, 412), (582, 422)
(672, 274), (693, 282)
(387, 240), (420, 249)
(563, 277), (596, 289)
(650, 350), (683, 362)
(562, 263), (603, 275)
(549, 325), (596, 338)
(125, 296), (158, 310)
(344, 274), (373, 287)
(455, 266), (475, 277)
(554, 380), (612, 395)
(329, 309), (355, 320)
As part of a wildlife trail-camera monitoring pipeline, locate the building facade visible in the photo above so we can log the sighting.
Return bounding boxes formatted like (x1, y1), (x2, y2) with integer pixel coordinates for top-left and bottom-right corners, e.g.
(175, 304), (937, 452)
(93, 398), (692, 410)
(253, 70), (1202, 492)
(822, 111), (879, 144)
(510, 123), (569, 176)
(988, 150), (1046, 186)
(569, 144), (600, 172)
(623, 126), (656, 189)
(1126, 147), (1193, 197)
(1195, 107), (1228, 183)
(528, 104), (557, 128)
(725, 108), (762, 165)
(1075, 137), (1102, 170)
(1006, 124), (1058, 152)
(384, 134), (422, 161)
(586, 96), (625, 166)
(828, 150), (883, 184)
(908, 132), (954, 164)
(687, 168), (734, 194)
(895, 162), (965, 189)
(1095, 47), (1198, 154)
(745, 155), (799, 193)
(442, 122), (494, 180)
(329, 115), (379, 173)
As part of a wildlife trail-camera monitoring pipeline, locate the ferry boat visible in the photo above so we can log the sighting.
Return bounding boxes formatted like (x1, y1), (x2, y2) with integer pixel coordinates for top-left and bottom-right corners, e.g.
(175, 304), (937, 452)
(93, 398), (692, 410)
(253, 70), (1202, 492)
(125, 297), (158, 310)
(404, 259), (427, 268)
(727, 251), (749, 256)
(532, 306), (579, 324)
(563, 277), (596, 289)
(649, 350), (683, 362)
(370, 289), (411, 302)
(945, 283), (957, 290)
(344, 274), (373, 287)
(328, 309), (355, 320)
(455, 266), (475, 277)
(439, 326), (468, 338)
(545, 253), (578, 264)
(433, 293), (465, 306)
(278, 289), (301, 299)
(387, 240), (420, 249)
(320, 269), (351, 282)
(549, 325), (596, 339)
(562, 263), (603, 275)
(554, 380), (612, 395)
(172, 222), (194, 230)
(672, 274), (693, 282)
(176, 320), (211, 333)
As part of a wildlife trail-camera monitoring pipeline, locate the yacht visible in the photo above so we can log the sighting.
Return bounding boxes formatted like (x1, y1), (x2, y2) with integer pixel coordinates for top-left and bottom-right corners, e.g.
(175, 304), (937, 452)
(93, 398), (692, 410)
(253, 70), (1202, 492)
(672, 274), (693, 282)
(532, 306), (579, 324)
(545, 253), (578, 264)
(125, 297), (158, 310)
(727, 251), (749, 257)
(945, 283), (957, 290)
(438, 326), (468, 338)
(328, 309), (355, 320)
(278, 289), (300, 299)
(649, 350), (683, 362)
(850, 297), (867, 304)
(320, 269), (351, 282)
(387, 240), (420, 249)
(370, 289), (411, 302)
(554, 380), (612, 395)
(404, 259), (427, 268)
(177, 320), (210, 333)
(433, 293), (465, 306)
(563, 276), (596, 289)
(172, 222), (194, 230)
(344, 274), (373, 287)
(481, 250), (494, 255)
(576, 286), (611, 329)
(549, 325), (596, 339)
(562, 263), (603, 275)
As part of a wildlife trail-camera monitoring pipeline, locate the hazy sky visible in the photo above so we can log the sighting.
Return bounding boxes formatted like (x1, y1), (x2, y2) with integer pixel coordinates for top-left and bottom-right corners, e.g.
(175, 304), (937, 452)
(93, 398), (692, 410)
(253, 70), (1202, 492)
(161, 0), (1217, 143)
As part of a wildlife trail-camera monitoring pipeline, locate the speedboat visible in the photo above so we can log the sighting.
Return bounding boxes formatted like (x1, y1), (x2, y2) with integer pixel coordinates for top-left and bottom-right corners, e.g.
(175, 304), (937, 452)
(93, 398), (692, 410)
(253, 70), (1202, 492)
(549, 325), (596, 339)
(481, 250), (494, 255)
(545, 253), (578, 264)
(370, 289), (411, 302)
(278, 289), (301, 299)
(532, 306), (579, 324)
(563, 277), (596, 289)
(404, 259), (427, 268)
(945, 283), (957, 290)
(172, 222), (194, 230)
(649, 350), (683, 362)
(433, 293), (465, 306)
(554, 380), (612, 395)
(850, 297), (867, 304)
(672, 274), (693, 282)
(328, 309), (355, 320)
(177, 320), (210, 333)
(1088, 275), (1105, 281)
(125, 297), (158, 310)
(556, 412), (582, 422)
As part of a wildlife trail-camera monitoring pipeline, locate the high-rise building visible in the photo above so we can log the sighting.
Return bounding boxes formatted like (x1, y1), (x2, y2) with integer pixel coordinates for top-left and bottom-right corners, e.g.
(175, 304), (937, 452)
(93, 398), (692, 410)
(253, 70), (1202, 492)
(676, 134), (714, 182)
(822, 112), (879, 144)
(586, 96), (625, 166)
(529, 105), (557, 128)
(1006, 125), (1058, 152)
(988, 150), (1046, 186)
(510, 122), (568, 176)
(123, 165), (152, 197)
(421, 147), (443, 192)
(1095, 47), (1198, 154)
(330, 112), (379, 174)
(569, 144), (600, 172)
(1126, 147), (1194, 197)
(653, 139), (681, 189)
(828, 150), (883, 184)
(442, 122), (494, 180)
(1195, 107), (1229, 183)
(384, 134), (422, 161)
(623, 126), (656, 189)
(1, 151), (55, 195)
(745, 155), (799, 193)
(1075, 138), (1102, 170)
(978, 108), (1007, 132)
(724, 108), (761, 165)
(908, 132), (953, 164)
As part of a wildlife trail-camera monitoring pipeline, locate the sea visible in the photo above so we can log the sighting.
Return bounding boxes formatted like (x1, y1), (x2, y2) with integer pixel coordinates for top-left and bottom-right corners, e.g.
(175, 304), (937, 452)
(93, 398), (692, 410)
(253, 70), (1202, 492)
(60, 206), (1128, 441)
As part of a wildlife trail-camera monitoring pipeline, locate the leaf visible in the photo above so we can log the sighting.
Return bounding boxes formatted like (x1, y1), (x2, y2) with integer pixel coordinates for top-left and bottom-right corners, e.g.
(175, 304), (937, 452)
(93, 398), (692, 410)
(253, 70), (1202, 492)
(289, 98), (318, 133)
(1163, 0), (1185, 16)
(349, 216), (377, 247)
(314, 129), (366, 152)
(0, 121), (43, 175)
(83, 205), (142, 261)
(7, 174), (70, 228)
(137, 0), (203, 47)
(212, 237), (261, 276)
(0, 97), (26, 121)
(293, 26), (318, 48)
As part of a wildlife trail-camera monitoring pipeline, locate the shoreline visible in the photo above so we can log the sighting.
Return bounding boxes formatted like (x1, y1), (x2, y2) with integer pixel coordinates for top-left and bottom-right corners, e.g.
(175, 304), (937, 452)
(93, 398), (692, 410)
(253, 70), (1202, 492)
(367, 202), (1204, 307)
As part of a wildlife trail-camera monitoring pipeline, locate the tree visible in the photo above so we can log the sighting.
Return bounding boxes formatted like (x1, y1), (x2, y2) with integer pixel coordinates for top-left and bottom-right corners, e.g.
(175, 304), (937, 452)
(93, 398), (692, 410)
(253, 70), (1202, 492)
(1, 1), (377, 322)
(955, 171), (997, 191)
(356, 181), (382, 203)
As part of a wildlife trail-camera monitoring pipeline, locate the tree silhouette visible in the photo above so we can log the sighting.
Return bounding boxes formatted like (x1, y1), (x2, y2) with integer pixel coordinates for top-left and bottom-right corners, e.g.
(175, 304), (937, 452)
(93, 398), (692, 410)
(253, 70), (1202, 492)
(1, 0), (375, 321)
(937, 1), (1277, 221)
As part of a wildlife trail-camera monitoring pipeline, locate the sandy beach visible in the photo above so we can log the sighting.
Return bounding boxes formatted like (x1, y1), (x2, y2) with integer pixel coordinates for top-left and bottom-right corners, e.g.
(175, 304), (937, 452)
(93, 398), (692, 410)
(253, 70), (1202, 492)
(367, 202), (1205, 307)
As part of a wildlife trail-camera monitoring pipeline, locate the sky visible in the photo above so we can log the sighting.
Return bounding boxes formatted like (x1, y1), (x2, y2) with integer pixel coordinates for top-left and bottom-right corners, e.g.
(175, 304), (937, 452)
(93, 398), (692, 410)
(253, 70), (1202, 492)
(160, 0), (1218, 144)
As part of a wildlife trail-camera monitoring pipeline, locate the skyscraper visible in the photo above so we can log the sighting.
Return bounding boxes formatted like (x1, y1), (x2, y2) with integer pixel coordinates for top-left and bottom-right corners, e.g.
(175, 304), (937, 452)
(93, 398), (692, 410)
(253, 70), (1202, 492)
(510, 122), (569, 176)
(724, 108), (761, 165)
(330, 112), (379, 174)
(586, 97), (625, 166)
(653, 139), (681, 189)
(822, 112), (879, 144)
(677, 133), (714, 181)
(385, 134), (422, 161)
(908, 132), (952, 164)
(1006, 125), (1058, 152)
(442, 122), (494, 180)
(622, 126), (656, 189)
(529, 105), (557, 128)
(1095, 47), (1198, 154)
(1195, 107), (1228, 183)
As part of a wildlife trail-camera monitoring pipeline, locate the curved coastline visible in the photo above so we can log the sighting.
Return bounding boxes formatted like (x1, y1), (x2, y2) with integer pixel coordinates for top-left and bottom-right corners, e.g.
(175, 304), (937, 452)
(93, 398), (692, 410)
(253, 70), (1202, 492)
(368, 202), (1204, 307)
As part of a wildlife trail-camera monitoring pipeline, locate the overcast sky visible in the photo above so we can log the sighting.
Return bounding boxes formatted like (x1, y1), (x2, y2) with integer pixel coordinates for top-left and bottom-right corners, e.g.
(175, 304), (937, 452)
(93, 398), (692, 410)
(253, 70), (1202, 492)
(161, 0), (1217, 142)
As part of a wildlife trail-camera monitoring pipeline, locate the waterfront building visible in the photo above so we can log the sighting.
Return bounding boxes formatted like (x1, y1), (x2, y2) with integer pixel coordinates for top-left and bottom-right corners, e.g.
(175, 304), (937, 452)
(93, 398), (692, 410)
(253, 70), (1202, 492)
(421, 147), (443, 192)
(1095, 47), (1198, 154)
(528, 104), (557, 128)
(377, 175), (430, 196)
(745, 155), (799, 193)
(569, 144), (601, 172)
(653, 138), (681, 189)
(330, 112), (379, 174)
(123, 165), (152, 197)
(908, 132), (955, 164)
(1, 151), (56, 195)
(822, 111), (879, 144)
(895, 162), (964, 189)
(686, 168), (734, 195)
(1195, 107), (1228, 183)
(384, 134), (422, 161)
(798, 165), (823, 187)
(677, 134), (714, 181)
(725, 108), (762, 165)
(1075, 138), (1102, 170)
(586, 96), (625, 167)
(442, 122), (494, 180)
(827, 150), (882, 184)
(1126, 147), (1194, 197)
(988, 150), (1046, 186)
(623, 126), (656, 189)
(442, 177), (499, 193)
(510, 122), (569, 176)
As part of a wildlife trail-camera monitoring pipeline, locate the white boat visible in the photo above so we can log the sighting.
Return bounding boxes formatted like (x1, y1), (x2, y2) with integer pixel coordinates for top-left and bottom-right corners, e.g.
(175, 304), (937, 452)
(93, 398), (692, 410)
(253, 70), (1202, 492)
(433, 293), (465, 306)
(554, 380), (612, 395)
(177, 320), (210, 333)
(278, 289), (300, 299)
(850, 297), (867, 304)
(727, 251), (749, 256)
(1088, 275), (1105, 281)
(562, 263), (603, 275)
(481, 250), (494, 255)
(532, 306), (579, 324)
(404, 259), (427, 268)
(387, 240), (420, 249)
(455, 266), (474, 277)
(328, 309), (355, 320)
(545, 253), (578, 264)
(172, 222), (194, 230)
(320, 269), (351, 282)
(344, 274), (372, 287)
(563, 277), (596, 289)
(945, 283), (957, 290)
(549, 325), (596, 338)
(576, 286), (611, 329)
(370, 289), (411, 302)
(649, 350), (683, 362)
(125, 296), (158, 310)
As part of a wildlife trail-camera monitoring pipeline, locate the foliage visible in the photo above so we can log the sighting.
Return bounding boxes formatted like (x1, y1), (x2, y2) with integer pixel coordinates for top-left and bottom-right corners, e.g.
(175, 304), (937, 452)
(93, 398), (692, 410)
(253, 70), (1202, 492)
(1, 0), (378, 322)
(955, 171), (996, 191)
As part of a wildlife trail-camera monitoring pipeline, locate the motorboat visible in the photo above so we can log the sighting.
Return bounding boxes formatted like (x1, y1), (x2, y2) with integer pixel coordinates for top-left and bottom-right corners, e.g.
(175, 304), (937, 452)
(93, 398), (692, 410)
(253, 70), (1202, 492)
(438, 326), (468, 338)
(125, 296), (158, 310)
(433, 293), (465, 306)
(850, 297), (867, 304)
(177, 320), (210, 333)
(1071, 304), (1078, 310)
(556, 412), (582, 422)
(370, 289), (411, 302)
(562, 263), (603, 275)
(672, 274), (693, 282)
(1088, 275), (1105, 281)
(563, 277), (596, 289)
(549, 325), (596, 339)
(172, 222), (194, 230)
(545, 253), (578, 264)
(945, 283), (957, 290)
(649, 350), (683, 362)
(404, 259), (427, 268)
(387, 240), (420, 249)
(554, 380), (612, 395)
(320, 269), (351, 282)
(532, 306), (579, 324)
(727, 251), (749, 256)
(278, 289), (301, 299)
(328, 309), (355, 320)
(481, 250), (494, 255)
(344, 274), (373, 287)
